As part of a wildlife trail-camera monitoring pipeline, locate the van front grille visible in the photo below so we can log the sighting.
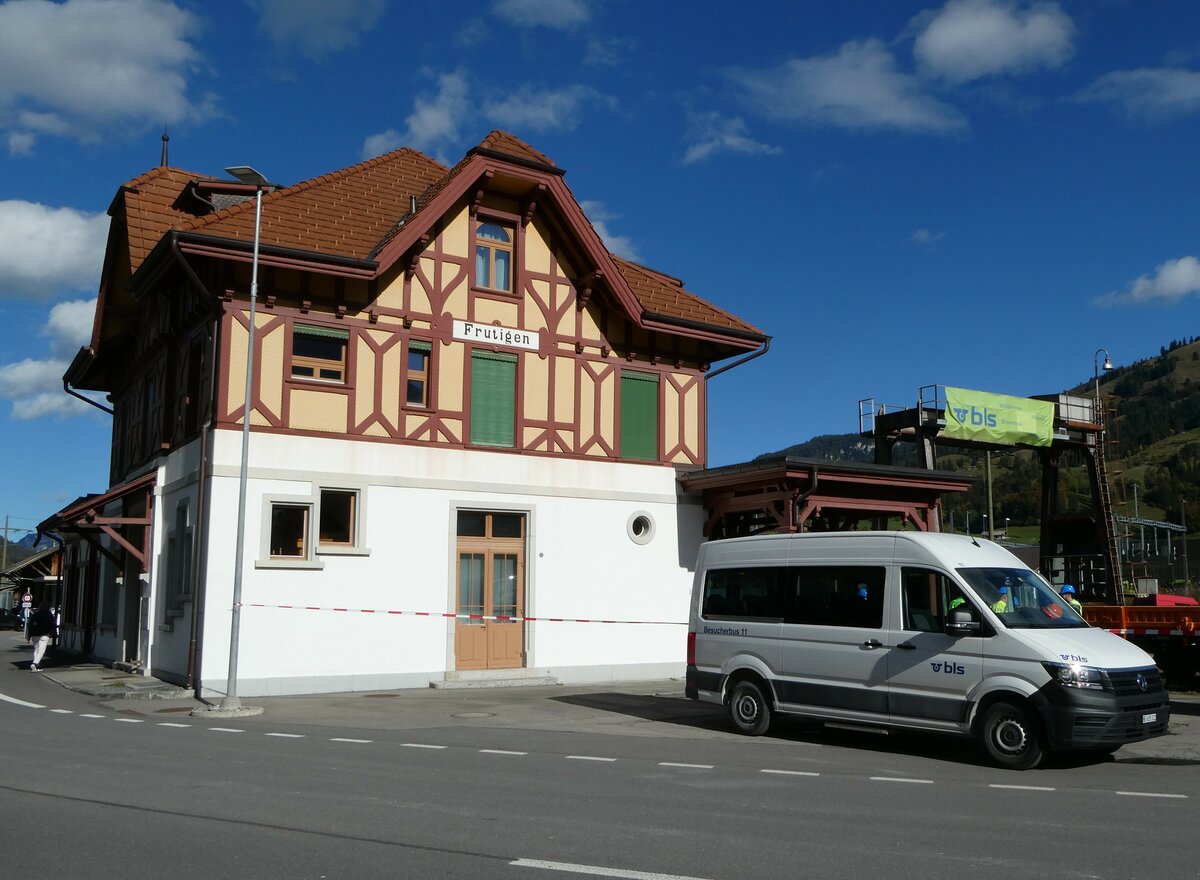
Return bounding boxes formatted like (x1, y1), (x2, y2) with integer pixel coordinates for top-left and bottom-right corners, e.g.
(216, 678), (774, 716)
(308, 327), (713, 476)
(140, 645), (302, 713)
(1106, 668), (1164, 697)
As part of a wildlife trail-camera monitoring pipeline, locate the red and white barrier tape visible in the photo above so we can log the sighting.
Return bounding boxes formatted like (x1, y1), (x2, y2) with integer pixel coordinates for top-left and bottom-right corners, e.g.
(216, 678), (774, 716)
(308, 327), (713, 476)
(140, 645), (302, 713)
(242, 602), (685, 626)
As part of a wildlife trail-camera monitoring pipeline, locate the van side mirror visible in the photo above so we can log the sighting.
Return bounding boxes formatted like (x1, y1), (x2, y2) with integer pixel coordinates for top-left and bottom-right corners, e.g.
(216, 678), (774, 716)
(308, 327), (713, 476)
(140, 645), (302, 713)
(945, 610), (980, 636)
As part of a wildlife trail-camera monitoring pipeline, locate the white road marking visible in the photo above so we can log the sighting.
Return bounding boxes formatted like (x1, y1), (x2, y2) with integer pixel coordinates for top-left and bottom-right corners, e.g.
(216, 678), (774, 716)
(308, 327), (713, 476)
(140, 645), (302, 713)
(158, 722), (191, 728)
(658, 762), (713, 770)
(114, 718), (144, 723)
(511, 858), (712, 879)
(49, 708), (73, 714)
(209, 727), (243, 733)
(401, 742), (446, 749)
(0, 691), (45, 710)
(331, 737), (372, 744)
(1116, 791), (1188, 799)
(481, 749), (527, 755)
(566, 755), (617, 762)
(0, 693), (46, 709)
(761, 769), (820, 777)
(870, 776), (933, 784)
(990, 784), (1055, 791)
(265, 732), (305, 738)
(80, 713), (105, 719)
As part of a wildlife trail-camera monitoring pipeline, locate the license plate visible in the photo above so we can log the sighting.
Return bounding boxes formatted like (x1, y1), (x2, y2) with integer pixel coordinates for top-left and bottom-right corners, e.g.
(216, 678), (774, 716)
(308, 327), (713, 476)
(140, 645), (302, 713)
(1143, 713), (1157, 724)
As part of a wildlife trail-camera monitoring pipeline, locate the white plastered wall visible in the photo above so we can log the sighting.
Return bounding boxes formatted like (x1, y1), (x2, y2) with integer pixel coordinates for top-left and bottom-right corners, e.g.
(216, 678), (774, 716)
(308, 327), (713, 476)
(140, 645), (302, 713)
(199, 428), (703, 696)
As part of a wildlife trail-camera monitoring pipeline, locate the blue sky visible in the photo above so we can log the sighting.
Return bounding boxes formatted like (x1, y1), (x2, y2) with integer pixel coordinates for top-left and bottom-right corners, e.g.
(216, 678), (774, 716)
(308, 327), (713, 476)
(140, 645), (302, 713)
(2, 0), (1199, 539)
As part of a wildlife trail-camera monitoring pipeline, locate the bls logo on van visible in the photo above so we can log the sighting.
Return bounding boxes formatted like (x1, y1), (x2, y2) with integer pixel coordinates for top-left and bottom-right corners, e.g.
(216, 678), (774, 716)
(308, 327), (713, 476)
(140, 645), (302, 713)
(951, 406), (998, 428)
(931, 661), (966, 675)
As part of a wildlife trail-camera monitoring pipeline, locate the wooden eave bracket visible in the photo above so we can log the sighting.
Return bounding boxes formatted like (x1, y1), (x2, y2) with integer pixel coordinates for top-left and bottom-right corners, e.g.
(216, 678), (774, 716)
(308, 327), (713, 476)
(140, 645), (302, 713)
(404, 234), (431, 280)
(521, 184), (546, 226)
(575, 269), (603, 312)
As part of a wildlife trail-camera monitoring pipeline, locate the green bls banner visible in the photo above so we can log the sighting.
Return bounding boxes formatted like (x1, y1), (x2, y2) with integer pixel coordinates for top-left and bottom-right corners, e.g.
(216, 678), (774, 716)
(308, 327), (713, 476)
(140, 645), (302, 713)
(943, 387), (1055, 447)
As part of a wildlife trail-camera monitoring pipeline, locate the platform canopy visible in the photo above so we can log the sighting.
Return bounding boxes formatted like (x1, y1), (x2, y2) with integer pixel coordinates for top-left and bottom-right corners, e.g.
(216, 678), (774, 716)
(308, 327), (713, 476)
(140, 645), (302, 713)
(679, 455), (973, 539)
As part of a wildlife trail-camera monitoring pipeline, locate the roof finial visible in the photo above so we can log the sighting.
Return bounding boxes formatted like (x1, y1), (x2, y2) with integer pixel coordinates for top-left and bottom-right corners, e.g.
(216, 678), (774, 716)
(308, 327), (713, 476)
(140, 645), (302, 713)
(160, 126), (170, 167)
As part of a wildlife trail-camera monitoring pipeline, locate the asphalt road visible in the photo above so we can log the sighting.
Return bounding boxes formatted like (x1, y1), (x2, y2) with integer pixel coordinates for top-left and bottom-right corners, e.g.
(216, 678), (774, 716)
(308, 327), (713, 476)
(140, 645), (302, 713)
(1, 650), (1197, 879)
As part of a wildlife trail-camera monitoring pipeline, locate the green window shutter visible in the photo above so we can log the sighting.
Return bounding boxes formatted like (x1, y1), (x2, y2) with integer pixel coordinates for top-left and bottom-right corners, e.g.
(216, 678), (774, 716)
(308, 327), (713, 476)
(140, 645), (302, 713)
(470, 352), (517, 447)
(620, 371), (659, 461)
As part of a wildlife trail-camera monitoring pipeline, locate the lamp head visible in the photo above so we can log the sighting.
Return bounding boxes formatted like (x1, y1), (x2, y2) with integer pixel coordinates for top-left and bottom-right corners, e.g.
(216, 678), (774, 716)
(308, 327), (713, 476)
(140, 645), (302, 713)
(1102, 356), (1113, 371)
(224, 165), (269, 187)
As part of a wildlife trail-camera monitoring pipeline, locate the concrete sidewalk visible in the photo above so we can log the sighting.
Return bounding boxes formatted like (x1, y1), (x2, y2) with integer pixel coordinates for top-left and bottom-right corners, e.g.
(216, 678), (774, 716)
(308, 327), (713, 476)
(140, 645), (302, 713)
(27, 657), (1200, 765)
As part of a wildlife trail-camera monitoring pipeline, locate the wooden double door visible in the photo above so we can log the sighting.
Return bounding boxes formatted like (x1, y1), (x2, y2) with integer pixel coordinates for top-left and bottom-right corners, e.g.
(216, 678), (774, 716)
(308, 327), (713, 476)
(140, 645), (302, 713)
(454, 511), (525, 670)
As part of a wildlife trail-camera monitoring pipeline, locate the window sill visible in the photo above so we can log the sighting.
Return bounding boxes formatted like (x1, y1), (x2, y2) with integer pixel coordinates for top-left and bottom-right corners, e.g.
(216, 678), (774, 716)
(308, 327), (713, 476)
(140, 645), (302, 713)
(157, 623), (174, 633)
(98, 623), (117, 633)
(317, 545), (372, 557)
(254, 558), (326, 571)
(285, 376), (352, 390)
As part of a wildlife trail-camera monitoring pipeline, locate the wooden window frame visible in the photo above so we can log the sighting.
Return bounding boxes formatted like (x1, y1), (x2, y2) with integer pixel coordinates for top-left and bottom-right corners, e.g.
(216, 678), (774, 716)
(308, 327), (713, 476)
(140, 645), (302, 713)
(473, 215), (516, 294)
(404, 340), (432, 409)
(317, 488), (358, 549)
(291, 324), (349, 384)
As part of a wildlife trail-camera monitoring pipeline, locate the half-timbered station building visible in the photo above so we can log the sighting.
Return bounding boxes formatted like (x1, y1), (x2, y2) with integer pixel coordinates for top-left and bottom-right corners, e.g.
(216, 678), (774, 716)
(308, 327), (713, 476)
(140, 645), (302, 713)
(39, 132), (772, 696)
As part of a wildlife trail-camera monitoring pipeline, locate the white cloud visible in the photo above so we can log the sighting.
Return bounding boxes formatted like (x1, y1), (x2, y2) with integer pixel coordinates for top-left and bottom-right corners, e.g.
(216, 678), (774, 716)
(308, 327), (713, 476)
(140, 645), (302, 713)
(0, 0), (208, 145)
(683, 112), (783, 165)
(362, 70), (471, 159)
(483, 85), (613, 133)
(250, 0), (388, 60)
(1094, 256), (1200, 307)
(579, 201), (639, 263)
(7, 131), (34, 155)
(910, 228), (946, 245)
(913, 0), (1074, 83)
(1079, 68), (1200, 121)
(493, 0), (590, 30)
(457, 18), (489, 48)
(0, 297), (99, 419)
(584, 35), (634, 67)
(0, 201), (108, 300)
(728, 40), (968, 134)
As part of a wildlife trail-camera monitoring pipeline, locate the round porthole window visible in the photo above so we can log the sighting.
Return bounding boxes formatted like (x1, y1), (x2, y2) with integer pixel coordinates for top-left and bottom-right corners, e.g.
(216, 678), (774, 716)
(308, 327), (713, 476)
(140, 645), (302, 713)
(627, 511), (656, 545)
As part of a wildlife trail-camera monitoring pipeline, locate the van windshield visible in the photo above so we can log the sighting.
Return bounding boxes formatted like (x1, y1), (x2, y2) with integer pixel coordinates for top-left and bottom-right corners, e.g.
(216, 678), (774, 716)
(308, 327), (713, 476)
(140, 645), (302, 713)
(957, 567), (1089, 629)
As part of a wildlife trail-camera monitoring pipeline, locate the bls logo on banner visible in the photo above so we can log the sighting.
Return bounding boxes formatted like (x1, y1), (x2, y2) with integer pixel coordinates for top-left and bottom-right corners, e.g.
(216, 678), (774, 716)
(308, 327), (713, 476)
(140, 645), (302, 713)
(930, 661), (966, 675)
(952, 406), (998, 428)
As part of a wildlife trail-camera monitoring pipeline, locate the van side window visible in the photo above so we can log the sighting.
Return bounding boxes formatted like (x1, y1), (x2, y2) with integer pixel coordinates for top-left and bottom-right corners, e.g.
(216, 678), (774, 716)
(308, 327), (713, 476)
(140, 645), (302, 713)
(784, 565), (885, 628)
(901, 567), (970, 633)
(702, 568), (785, 620)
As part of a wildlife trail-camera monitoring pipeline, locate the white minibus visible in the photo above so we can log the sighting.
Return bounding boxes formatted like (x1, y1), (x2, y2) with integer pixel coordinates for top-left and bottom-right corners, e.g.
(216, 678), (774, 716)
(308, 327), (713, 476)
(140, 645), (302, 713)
(685, 531), (1169, 769)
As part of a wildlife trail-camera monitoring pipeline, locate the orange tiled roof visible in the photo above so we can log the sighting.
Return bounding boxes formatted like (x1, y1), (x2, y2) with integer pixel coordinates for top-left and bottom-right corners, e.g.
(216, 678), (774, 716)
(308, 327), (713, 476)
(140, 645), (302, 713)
(185, 148), (448, 260)
(473, 130), (557, 168)
(613, 256), (764, 337)
(120, 166), (211, 271)
(118, 132), (761, 342)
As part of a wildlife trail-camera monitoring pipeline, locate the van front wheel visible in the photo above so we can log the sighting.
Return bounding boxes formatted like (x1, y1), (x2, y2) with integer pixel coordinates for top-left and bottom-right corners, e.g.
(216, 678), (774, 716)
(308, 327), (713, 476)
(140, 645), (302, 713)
(979, 701), (1044, 770)
(729, 680), (771, 736)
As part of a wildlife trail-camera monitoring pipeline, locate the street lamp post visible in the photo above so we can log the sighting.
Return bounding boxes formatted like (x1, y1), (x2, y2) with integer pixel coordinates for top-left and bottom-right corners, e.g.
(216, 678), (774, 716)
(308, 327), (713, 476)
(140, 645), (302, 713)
(219, 166), (269, 715)
(1094, 348), (1113, 427)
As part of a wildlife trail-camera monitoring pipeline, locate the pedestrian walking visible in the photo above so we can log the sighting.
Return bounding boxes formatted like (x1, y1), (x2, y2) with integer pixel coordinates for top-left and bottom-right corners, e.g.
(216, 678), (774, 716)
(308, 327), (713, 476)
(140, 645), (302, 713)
(27, 599), (54, 672)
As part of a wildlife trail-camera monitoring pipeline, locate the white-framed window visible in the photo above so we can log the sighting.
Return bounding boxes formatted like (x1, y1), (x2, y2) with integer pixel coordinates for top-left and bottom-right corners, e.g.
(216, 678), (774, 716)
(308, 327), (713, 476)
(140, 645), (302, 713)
(257, 486), (369, 569)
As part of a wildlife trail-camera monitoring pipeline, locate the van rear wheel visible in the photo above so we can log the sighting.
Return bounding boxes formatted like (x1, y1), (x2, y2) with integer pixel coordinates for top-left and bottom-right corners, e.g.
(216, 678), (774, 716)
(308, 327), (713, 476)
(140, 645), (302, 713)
(978, 701), (1044, 770)
(729, 680), (771, 736)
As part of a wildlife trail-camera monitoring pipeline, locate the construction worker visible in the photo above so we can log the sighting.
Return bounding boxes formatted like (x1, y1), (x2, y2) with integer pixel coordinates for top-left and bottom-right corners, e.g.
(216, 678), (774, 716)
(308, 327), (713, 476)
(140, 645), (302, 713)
(991, 585), (1010, 613)
(1061, 583), (1083, 615)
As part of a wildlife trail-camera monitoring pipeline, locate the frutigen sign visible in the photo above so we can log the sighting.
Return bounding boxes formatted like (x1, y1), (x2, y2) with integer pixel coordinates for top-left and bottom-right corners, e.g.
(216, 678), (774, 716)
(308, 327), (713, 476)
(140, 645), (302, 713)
(943, 387), (1055, 447)
(453, 320), (539, 351)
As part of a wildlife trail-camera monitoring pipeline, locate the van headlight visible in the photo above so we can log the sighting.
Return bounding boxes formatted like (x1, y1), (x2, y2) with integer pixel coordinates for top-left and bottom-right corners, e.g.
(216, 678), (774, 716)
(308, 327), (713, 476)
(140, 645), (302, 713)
(1042, 661), (1105, 690)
